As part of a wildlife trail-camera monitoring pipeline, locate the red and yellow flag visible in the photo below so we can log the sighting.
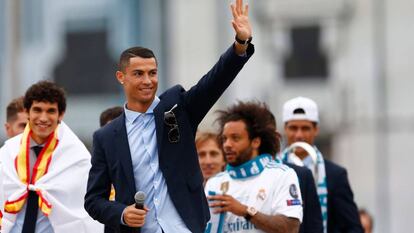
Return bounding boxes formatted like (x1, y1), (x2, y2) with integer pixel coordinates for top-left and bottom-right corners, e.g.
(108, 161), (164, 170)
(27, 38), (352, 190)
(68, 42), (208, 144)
(4, 124), (58, 216)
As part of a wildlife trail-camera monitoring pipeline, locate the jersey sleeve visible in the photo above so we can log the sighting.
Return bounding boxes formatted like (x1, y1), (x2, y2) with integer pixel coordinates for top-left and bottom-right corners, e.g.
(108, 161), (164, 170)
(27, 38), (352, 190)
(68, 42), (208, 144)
(204, 176), (219, 196)
(271, 168), (303, 222)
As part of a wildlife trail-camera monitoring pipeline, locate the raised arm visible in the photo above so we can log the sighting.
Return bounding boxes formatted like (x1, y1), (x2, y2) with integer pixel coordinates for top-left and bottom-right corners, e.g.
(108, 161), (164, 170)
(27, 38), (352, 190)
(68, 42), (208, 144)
(181, 0), (255, 129)
(231, 0), (253, 55)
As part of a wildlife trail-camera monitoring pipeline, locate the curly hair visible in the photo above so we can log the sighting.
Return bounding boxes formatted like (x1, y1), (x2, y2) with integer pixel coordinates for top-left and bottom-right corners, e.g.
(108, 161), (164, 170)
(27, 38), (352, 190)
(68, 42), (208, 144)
(24, 80), (66, 114)
(215, 100), (280, 155)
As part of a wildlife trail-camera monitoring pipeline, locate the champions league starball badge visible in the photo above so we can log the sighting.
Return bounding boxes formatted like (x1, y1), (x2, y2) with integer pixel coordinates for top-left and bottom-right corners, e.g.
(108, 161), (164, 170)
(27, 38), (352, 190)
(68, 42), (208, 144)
(287, 184), (301, 206)
(289, 184), (299, 199)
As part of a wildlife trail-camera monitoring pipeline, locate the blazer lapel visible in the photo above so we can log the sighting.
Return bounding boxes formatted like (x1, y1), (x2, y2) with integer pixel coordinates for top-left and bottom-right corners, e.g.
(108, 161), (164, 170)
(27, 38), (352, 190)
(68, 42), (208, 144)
(113, 114), (136, 195)
(154, 102), (165, 157)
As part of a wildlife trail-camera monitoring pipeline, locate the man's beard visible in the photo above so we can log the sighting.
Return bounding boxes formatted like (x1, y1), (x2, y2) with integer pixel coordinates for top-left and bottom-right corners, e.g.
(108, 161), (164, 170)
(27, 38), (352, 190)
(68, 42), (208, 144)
(229, 145), (254, 167)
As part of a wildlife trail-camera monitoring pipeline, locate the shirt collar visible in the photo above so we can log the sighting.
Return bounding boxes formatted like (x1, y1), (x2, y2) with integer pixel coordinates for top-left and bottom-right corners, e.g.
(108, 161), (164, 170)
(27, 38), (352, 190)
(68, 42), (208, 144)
(302, 154), (314, 167)
(124, 96), (160, 123)
(29, 137), (45, 148)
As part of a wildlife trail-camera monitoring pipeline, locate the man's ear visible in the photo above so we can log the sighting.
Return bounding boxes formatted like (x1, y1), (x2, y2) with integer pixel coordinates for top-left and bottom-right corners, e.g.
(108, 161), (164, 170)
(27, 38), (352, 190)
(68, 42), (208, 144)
(5, 122), (11, 136)
(314, 125), (320, 137)
(58, 111), (65, 124)
(251, 137), (261, 150)
(116, 71), (125, 85)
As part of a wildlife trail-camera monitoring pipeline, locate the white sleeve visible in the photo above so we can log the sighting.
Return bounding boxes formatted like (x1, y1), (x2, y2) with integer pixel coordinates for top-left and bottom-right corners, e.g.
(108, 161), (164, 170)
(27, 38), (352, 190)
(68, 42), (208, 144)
(271, 168), (303, 222)
(203, 176), (226, 233)
(204, 178), (215, 196)
(204, 174), (225, 196)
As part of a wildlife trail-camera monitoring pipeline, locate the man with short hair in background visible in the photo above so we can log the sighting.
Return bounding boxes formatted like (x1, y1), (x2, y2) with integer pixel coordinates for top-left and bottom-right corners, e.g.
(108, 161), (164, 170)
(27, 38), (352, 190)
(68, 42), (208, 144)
(195, 131), (226, 185)
(100, 106), (123, 127)
(4, 96), (28, 138)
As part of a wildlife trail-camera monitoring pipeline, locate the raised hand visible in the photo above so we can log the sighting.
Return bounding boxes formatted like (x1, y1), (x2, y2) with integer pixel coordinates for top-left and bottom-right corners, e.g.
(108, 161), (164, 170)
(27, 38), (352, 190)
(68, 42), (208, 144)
(230, 0), (252, 42)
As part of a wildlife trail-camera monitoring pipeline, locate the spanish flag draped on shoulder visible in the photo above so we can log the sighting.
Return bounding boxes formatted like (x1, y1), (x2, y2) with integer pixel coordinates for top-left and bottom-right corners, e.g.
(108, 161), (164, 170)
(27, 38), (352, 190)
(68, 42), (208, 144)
(0, 122), (103, 233)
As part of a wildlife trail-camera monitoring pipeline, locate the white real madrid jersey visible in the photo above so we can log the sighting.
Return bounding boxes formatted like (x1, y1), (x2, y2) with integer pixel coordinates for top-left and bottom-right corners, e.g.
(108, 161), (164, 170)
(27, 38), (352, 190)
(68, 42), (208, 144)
(205, 161), (303, 233)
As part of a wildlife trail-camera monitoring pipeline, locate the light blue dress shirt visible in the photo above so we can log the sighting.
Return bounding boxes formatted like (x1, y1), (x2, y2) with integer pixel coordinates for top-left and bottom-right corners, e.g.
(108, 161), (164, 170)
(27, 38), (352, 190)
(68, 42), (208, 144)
(10, 140), (54, 233)
(123, 97), (191, 233)
(302, 155), (314, 169)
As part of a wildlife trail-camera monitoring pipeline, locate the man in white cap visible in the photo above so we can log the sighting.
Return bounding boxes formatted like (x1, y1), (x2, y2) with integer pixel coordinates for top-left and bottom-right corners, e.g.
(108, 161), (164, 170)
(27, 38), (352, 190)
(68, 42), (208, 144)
(280, 96), (363, 233)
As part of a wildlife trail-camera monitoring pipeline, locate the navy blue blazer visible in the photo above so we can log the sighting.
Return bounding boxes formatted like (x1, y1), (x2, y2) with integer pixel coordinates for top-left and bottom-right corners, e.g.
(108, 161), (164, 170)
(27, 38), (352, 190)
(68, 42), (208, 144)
(84, 44), (254, 233)
(325, 160), (363, 233)
(286, 163), (324, 233)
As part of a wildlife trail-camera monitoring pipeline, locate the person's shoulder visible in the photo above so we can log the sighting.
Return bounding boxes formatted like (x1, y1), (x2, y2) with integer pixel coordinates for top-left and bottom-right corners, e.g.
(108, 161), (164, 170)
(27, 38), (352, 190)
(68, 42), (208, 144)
(1, 134), (22, 150)
(324, 159), (347, 174)
(157, 85), (188, 111)
(205, 171), (229, 189)
(266, 160), (291, 171)
(209, 171), (229, 181)
(159, 85), (185, 99)
(94, 114), (124, 138)
(285, 162), (312, 175)
(265, 161), (298, 180)
(263, 162), (300, 189)
(0, 134), (22, 160)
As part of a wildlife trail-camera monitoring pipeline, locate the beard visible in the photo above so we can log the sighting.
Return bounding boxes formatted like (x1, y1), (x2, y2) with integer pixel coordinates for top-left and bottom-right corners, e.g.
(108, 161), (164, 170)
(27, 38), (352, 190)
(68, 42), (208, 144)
(228, 145), (254, 167)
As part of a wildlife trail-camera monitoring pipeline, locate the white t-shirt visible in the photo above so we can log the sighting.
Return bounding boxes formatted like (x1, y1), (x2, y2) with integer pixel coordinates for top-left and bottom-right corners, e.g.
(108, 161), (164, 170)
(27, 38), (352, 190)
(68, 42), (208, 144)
(205, 160), (303, 233)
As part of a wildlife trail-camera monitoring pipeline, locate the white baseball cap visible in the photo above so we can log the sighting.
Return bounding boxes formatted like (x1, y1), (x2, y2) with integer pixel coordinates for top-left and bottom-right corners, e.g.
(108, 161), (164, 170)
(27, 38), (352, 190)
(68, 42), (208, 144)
(282, 96), (319, 123)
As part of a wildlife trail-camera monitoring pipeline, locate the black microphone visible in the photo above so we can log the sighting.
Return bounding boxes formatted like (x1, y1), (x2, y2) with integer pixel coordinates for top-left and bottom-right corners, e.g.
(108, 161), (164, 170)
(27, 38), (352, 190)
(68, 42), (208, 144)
(134, 191), (146, 209)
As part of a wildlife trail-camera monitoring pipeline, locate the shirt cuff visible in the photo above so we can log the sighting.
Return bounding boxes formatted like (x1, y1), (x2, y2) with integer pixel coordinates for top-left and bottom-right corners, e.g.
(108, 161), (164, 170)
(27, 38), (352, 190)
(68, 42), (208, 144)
(120, 208), (127, 225)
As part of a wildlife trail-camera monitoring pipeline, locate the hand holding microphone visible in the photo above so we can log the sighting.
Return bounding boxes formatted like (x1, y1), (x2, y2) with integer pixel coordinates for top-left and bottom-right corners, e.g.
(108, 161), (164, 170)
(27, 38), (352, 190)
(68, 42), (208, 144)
(123, 191), (148, 228)
(135, 191), (145, 209)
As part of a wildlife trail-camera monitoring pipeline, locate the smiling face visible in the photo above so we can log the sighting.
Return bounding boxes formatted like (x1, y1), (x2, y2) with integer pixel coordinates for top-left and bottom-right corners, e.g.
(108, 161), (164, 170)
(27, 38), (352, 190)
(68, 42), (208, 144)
(284, 119), (319, 159)
(116, 56), (158, 112)
(28, 101), (64, 144)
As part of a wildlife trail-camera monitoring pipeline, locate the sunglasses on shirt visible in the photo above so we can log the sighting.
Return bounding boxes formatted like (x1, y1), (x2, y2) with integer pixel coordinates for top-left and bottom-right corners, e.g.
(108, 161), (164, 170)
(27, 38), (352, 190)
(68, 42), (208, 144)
(164, 104), (180, 143)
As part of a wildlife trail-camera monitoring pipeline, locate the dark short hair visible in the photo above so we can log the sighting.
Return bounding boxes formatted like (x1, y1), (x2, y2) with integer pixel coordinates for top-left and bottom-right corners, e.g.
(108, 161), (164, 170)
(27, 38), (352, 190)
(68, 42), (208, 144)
(118, 46), (157, 72)
(24, 81), (66, 114)
(100, 106), (123, 127)
(216, 101), (280, 155)
(6, 96), (25, 122)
